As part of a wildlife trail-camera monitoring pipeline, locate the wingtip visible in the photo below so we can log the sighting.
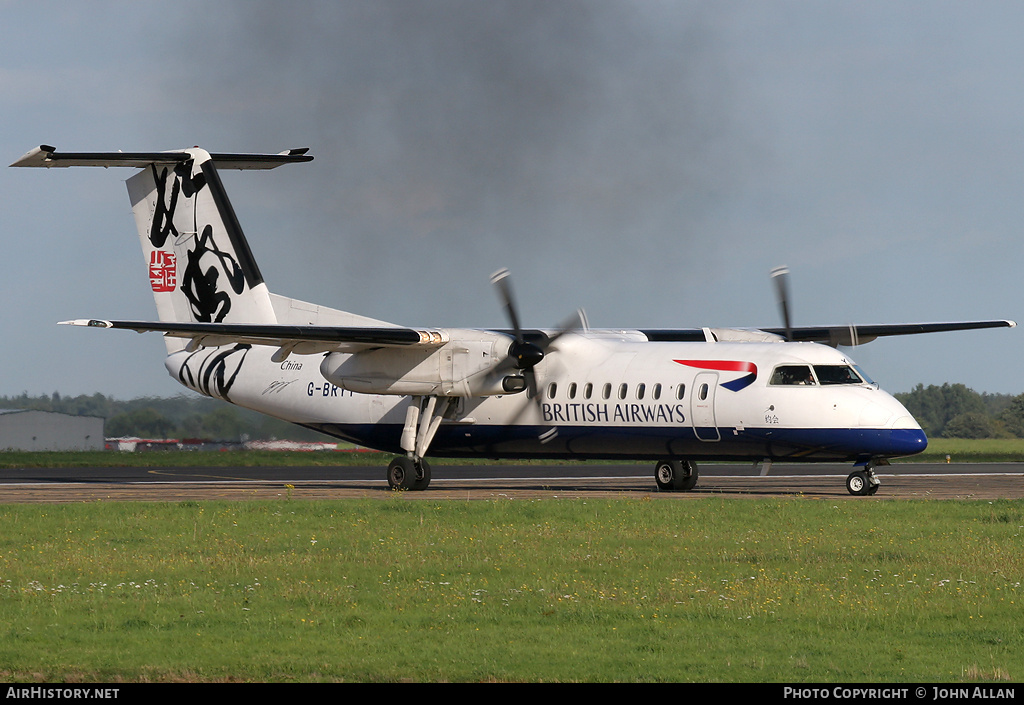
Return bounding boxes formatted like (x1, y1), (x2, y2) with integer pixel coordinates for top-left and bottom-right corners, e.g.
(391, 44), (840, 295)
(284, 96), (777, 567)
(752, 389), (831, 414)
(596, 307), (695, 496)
(10, 145), (56, 168)
(58, 319), (112, 328)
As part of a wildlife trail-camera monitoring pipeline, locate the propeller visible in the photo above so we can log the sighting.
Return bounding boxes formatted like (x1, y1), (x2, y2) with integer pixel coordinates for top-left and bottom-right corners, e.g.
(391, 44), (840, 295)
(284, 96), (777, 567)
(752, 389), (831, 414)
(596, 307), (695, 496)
(491, 268), (586, 393)
(770, 265), (793, 341)
(490, 268), (585, 439)
(491, 268), (545, 390)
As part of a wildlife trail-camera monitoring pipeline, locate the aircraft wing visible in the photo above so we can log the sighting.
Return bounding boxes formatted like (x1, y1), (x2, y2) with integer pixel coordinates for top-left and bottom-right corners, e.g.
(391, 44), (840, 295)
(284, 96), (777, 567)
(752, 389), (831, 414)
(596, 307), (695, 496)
(641, 319), (1016, 346)
(61, 317), (1015, 354)
(59, 319), (448, 357)
(768, 320), (1016, 346)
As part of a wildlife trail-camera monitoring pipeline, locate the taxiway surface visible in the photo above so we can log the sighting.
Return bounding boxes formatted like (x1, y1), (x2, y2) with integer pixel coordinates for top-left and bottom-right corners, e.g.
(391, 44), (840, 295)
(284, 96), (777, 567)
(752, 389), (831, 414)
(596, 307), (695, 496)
(0, 462), (1021, 502)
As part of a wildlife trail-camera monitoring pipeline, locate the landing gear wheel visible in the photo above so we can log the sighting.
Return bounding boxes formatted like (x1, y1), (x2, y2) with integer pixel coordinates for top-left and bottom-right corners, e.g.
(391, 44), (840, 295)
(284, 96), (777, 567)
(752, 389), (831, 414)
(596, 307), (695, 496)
(387, 457), (416, 491)
(412, 458), (431, 491)
(678, 461), (699, 491)
(846, 471), (870, 496)
(655, 460), (680, 491)
(655, 460), (699, 492)
(387, 456), (431, 491)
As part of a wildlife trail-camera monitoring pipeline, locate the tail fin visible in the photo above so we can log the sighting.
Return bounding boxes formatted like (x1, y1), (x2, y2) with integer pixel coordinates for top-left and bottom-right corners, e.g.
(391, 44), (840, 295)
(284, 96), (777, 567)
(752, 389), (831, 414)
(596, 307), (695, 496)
(12, 145), (312, 352)
(128, 148), (277, 330)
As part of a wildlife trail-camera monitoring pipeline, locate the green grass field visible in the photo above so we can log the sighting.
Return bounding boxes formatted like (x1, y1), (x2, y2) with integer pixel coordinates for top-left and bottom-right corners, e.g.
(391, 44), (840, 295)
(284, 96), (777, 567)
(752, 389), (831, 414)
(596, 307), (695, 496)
(909, 438), (1024, 463)
(0, 497), (1020, 682)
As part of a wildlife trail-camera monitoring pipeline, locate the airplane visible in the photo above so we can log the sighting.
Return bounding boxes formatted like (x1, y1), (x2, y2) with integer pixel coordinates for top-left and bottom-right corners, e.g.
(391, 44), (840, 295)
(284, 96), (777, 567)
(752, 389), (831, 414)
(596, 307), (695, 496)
(11, 144), (1016, 496)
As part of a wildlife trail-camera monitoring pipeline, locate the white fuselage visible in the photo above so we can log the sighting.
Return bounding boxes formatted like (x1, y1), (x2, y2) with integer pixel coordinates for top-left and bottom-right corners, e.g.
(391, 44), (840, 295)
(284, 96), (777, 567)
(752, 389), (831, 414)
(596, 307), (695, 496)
(164, 331), (926, 463)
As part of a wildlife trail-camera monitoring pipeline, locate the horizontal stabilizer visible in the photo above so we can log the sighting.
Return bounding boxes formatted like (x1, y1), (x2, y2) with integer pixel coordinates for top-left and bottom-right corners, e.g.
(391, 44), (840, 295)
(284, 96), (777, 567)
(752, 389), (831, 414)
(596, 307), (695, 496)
(11, 145), (313, 170)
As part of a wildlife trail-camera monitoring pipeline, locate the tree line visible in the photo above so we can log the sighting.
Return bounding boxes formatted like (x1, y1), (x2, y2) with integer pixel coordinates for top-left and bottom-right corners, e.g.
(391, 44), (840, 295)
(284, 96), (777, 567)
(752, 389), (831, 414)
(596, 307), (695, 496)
(0, 392), (333, 443)
(3, 384), (1023, 441)
(894, 384), (1024, 439)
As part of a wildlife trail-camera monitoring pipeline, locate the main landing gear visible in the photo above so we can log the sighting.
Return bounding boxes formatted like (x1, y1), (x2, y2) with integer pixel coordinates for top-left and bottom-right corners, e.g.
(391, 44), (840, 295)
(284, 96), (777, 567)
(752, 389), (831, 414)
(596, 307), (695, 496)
(846, 462), (881, 496)
(387, 395), (455, 491)
(387, 456), (432, 492)
(654, 459), (699, 492)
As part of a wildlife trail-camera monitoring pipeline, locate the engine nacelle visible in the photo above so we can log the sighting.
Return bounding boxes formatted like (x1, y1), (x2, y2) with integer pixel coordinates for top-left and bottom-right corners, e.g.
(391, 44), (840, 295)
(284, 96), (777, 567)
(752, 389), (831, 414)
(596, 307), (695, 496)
(319, 329), (523, 397)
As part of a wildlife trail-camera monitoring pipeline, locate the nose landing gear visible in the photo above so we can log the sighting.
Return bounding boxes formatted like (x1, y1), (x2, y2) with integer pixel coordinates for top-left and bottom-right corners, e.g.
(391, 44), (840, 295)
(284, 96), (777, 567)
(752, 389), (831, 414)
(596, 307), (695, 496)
(846, 462), (880, 496)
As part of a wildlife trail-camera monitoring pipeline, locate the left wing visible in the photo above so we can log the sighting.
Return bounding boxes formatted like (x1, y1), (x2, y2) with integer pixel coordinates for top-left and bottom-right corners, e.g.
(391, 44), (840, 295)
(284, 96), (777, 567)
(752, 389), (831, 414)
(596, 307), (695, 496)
(59, 319), (449, 361)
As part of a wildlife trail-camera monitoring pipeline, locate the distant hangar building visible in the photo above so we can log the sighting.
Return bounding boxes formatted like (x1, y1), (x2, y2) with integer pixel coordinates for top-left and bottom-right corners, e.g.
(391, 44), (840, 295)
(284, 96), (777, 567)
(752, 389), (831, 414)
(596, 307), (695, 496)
(0, 410), (104, 451)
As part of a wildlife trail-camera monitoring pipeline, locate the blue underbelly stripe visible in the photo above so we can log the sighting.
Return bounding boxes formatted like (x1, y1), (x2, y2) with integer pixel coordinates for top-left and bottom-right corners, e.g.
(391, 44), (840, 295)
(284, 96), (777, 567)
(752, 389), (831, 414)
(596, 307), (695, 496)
(299, 423), (928, 462)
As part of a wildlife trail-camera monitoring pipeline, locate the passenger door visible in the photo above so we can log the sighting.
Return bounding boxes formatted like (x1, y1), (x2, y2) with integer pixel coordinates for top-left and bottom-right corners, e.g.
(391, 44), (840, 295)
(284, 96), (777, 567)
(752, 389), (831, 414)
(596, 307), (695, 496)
(691, 372), (720, 441)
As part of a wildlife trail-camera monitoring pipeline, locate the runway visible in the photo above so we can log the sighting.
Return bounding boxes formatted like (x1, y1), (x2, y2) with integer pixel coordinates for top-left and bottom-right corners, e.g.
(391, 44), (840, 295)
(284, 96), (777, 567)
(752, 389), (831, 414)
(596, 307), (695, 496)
(0, 462), (1022, 502)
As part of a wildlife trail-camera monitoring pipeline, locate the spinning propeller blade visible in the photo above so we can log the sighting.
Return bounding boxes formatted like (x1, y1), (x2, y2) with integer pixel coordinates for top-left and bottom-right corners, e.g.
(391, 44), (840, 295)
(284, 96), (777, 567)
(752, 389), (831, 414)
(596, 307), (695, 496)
(490, 269), (586, 439)
(771, 265), (793, 341)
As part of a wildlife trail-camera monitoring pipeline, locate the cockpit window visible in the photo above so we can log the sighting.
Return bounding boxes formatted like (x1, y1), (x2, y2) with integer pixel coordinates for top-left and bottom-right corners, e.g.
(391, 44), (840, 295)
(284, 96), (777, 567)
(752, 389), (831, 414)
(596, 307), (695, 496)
(769, 365), (815, 386)
(854, 365), (875, 386)
(813, 365), (865, 385)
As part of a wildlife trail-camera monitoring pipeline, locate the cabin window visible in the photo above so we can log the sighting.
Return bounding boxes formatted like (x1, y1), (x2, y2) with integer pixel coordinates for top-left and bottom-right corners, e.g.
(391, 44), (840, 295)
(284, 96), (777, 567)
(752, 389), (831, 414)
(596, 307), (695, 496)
(547, 383), (558, 398)
(769, 365), (816, 386)
(602, 383), (612, 400)
(653, 383), (662, 400)
(698, 383), (709, 401)
(618, 383), (628, 400)
(636, 383), (646, 400)
(676, 384), (686, 400)
(584, 382), (593, 399)
(813, 365), (865, 385)
(568, 382), (577, 399)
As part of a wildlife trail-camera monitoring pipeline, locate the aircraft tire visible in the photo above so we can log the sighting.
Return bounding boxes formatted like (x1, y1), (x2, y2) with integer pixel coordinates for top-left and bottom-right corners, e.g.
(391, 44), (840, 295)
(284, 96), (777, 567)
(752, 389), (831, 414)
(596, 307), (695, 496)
(655, 460), (681, 491)
(846, 471), (870, 496)
(678, 460), (699, 491)
(413, 458), (432, 491)
(655, 460), (698, 492)
(387, 457), (417, 491)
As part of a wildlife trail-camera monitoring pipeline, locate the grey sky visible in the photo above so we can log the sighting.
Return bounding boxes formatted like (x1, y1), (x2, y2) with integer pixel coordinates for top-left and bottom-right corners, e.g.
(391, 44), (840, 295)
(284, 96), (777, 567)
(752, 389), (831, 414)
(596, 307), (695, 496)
(1, 1), (1020, 399)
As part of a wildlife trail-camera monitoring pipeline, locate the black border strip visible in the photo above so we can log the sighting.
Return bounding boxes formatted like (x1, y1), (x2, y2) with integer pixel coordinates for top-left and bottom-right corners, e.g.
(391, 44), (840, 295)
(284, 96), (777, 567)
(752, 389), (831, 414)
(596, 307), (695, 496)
(200, 159), (265, 288)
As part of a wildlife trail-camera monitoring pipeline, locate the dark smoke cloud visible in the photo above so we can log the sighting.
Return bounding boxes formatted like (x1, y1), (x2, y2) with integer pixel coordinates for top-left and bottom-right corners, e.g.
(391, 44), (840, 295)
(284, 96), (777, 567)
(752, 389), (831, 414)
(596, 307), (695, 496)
(7, 2), (1020, 398)
(156, 1), (747, 326)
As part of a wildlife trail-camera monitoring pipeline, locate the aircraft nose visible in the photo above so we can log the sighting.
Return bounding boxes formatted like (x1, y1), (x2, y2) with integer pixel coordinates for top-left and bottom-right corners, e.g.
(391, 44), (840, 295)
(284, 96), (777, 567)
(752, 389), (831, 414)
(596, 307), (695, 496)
(858, 399), (910, 428)
(859, 396), (928, 457)
(886, 427), (928, 456)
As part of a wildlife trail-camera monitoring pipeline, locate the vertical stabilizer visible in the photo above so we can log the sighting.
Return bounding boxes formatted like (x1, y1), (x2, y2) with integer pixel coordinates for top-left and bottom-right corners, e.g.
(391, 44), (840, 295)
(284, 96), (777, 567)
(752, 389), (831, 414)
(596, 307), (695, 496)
(128, 149), (277, 351)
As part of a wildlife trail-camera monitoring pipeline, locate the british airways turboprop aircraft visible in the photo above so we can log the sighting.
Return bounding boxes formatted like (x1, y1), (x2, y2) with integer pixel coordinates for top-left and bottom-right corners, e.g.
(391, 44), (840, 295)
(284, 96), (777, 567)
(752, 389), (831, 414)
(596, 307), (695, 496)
(12, 145), (1016, 495)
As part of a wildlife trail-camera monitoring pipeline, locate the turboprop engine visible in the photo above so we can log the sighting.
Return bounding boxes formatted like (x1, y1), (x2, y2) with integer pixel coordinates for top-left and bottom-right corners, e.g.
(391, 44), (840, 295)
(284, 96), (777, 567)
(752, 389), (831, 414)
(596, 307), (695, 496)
(319, 329), (528, 397)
